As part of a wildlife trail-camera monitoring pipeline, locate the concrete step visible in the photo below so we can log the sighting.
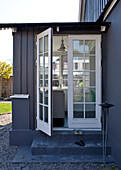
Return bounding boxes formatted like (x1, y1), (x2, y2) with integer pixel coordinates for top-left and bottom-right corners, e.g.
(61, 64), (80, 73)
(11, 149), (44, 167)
(13, 146), (114, 163)
(35, 131), (102, 143)
(31, 137), (111, 156)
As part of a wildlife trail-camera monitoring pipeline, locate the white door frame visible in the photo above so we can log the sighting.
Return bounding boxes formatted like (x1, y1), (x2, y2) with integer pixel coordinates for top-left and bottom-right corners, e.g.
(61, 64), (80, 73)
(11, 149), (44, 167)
(37, 28), (53, 136)
(68, 35), (101, 129)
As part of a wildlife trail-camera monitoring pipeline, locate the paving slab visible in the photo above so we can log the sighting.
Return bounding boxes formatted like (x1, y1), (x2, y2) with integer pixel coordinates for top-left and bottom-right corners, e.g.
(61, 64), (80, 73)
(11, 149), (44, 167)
(13, 146), (114, 163)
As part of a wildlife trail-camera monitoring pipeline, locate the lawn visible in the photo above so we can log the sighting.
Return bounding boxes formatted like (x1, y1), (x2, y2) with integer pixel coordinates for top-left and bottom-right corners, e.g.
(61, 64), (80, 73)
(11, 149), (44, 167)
(0, 103), (12, 114)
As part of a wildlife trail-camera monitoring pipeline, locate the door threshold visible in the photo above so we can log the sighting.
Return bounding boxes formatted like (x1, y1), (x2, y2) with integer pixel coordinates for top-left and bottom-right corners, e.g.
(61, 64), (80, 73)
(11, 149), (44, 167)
(53, 127), (101, 131)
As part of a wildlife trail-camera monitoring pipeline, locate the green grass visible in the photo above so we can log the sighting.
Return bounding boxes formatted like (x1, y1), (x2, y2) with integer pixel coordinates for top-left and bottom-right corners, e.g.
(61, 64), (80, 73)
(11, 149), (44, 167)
(0, 103), (12, 114)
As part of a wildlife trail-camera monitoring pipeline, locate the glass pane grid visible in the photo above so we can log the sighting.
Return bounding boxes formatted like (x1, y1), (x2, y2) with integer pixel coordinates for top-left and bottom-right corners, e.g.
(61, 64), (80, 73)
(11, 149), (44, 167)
(73, 39), (96, 119)
(38, 35), (49, 123)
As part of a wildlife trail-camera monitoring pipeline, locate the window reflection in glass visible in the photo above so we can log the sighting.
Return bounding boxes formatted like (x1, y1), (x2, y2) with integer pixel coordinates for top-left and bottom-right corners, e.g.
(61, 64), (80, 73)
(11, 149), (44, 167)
(73, 40), (84, 55)
(85, 88), (96, 102)
(73, 104), (84, 118)
(85, 104), (96, 118)
(85, 40), (95, 54)
(73, 88), (84, 102)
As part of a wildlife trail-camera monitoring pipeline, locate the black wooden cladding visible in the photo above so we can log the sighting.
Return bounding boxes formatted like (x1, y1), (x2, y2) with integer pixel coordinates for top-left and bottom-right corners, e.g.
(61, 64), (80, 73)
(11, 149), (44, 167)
(13, 28), (35, 129)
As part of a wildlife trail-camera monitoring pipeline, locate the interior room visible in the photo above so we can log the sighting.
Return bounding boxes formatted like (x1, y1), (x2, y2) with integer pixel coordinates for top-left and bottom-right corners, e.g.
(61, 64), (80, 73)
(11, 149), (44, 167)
(52, 35), (68, 128)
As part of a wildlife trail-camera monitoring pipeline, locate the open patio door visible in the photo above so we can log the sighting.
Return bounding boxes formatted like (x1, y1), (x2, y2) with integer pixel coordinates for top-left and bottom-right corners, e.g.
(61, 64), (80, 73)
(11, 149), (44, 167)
(37, 28), (53, 136)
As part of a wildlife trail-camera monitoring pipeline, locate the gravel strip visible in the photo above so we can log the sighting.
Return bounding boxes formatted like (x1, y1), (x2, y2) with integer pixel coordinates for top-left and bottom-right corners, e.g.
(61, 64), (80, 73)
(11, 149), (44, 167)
(0, 113), (118, 170)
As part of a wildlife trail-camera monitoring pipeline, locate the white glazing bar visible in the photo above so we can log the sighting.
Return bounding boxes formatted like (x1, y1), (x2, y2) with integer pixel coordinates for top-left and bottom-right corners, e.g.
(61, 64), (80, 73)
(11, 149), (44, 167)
(43, 36), (45, 121)
(84, 40), (86, 119)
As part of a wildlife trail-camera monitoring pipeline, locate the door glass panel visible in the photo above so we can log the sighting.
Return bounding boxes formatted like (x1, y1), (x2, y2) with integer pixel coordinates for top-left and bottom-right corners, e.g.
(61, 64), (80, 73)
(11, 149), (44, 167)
(39, 72), (43, 87)
(39, 55), (43, 70)
(39, 38), (43, 53)
(73, 104), (84, 118)
(44, 88), (48, 105)
(85, 56), (95, 70)
(73, 40), (84, 55)
(73, 88), (84, 102)
(72, 39), (96, 121)
(45, 53), (48, 71)
(39, 88), (43, 103)
(44, 79), (48, 87)
(44, 35), (48, 52)
(85, 72), (95, 87)
(73, 72), (84, 87)
(85, 40), (95, 54)
(39, 104), (43, 120)
(85, 104), (96, 118)
(85, 88), (96, 102)
(73, 57), (84, 71)
(44, 71), (48, 87)
(44, 106), (48, 123)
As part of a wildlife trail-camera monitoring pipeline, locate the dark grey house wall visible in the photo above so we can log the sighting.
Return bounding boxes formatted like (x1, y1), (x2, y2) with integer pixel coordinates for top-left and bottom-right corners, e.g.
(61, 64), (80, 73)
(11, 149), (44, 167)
(10, 23), (108, 145)
(102, 1), (121, 167)
(13, 28), (36, 130)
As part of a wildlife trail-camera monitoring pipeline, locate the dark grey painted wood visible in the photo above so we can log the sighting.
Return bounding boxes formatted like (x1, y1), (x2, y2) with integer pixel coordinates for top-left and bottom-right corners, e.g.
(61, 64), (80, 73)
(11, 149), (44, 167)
(11, 25), (110, 144)
(13, 31), (21, 94)
(102, 0), (121, 167)
(28, 28), (34, 129)
(33, 28), (36, 130)
(22, 30), (28, 94)
(12, 98), (30, 129)
(13, 28), (38, 130)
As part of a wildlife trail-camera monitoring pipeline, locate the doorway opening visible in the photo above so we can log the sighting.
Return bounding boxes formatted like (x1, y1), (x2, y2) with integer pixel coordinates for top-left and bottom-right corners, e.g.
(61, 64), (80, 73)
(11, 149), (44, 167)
(52, 35), (68, 128)
(36, 29), (101, 136)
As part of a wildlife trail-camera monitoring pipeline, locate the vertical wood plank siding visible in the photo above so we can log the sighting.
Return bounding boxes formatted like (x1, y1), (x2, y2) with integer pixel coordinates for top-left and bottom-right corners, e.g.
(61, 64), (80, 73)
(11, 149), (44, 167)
(22, 30), (27, 93)
(13, 28), (36, 129)
(85, 0), (111, 21)
(28, 28), (35, 129)
(13, 31), (21, 94)
(98, 0), (110, 16)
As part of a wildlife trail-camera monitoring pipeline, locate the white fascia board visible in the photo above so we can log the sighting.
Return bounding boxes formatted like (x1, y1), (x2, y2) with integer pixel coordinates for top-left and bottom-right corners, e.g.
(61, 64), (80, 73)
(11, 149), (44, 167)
(78, 0), (82, 22)
(78, 0), (86, 22)
(103, 0), (118, 21)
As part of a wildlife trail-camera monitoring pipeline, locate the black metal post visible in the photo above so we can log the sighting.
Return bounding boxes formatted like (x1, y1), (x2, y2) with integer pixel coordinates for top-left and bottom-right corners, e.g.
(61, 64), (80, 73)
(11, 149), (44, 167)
(99, 102), (114, 166)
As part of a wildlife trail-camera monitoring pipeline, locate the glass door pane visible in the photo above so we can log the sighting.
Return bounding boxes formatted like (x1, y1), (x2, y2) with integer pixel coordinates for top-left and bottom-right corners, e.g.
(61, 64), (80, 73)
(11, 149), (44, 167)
(72, 39), (96, 119)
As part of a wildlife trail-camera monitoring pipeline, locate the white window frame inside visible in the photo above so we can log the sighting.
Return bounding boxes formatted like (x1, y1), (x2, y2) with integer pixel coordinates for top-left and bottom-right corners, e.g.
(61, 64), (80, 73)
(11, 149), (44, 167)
(68, 35), (101, 129)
